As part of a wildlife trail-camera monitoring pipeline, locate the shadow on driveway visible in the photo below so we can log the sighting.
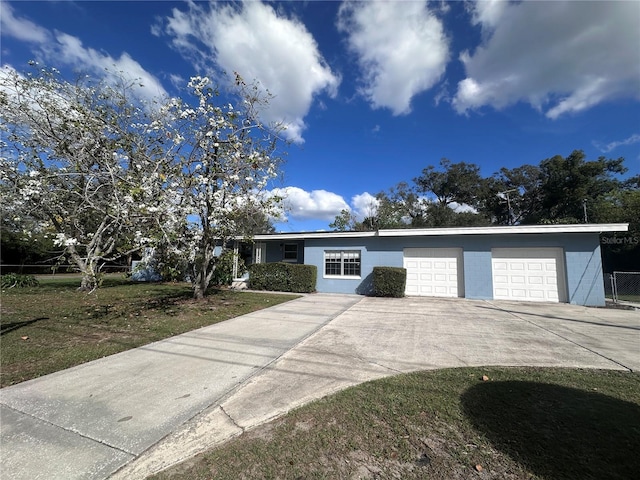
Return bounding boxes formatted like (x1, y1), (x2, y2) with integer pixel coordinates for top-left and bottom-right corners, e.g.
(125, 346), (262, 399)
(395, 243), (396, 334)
(476, 303), (640, 331)
(461, 380), (640, 480)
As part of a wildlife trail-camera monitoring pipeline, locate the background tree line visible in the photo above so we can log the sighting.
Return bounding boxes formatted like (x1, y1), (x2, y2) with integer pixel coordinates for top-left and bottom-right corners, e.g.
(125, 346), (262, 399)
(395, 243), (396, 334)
(331, 153), (639, 271)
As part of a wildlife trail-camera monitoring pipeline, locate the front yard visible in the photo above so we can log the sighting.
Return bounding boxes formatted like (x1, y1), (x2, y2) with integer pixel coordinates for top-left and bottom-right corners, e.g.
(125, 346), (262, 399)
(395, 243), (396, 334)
(0, 275), (298, 387)
(153, 367), (640, 480)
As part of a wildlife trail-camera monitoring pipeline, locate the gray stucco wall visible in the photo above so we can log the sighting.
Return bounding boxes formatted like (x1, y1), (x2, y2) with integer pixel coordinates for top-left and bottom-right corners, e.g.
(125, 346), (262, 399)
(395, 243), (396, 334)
(263, 240), (305, 264)
(303, 232), (606, 306)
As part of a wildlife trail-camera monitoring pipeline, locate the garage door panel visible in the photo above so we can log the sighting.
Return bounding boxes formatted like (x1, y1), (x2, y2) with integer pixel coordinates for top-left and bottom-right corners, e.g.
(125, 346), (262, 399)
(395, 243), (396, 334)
(511, 289), (527, 298)
(404, 248), (463, 298)
(491, 248), (566, 303)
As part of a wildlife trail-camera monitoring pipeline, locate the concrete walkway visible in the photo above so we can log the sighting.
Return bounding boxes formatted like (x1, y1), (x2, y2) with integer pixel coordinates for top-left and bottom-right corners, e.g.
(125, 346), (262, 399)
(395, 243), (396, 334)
(1, 295), (638, 480)
(0, 295), (360, 480)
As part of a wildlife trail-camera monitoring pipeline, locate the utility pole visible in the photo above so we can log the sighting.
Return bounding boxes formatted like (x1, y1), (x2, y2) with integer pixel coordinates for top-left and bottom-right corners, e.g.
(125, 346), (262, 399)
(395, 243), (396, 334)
(498, 189), (518, 225)
(583, 199), (588, 223)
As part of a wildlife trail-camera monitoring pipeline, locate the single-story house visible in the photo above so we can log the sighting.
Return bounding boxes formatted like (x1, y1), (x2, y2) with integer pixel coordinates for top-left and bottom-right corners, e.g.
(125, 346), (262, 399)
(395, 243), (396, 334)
(233, 223), (628, 307)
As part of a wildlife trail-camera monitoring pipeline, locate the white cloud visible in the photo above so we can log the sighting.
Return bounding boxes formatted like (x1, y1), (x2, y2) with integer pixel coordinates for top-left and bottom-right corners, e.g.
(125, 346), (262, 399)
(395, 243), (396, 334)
(336, 0), (449, 115)
(44, 33), (168, 101)
(351, 192), (379, 220)
(454, 1), (640, 118)
(433, 79), (450, 107)
(0, 0), (50, 44)
(0, 2), (167, 102)
(168, 73), (186, 90)
(268, 188), (382, 224)
(593, 133), (640, 154)
(158, 1), (340, 143)
(469, 0), (508, 29)
(449, 202), (478, 214)
(270, 187), (349, 221)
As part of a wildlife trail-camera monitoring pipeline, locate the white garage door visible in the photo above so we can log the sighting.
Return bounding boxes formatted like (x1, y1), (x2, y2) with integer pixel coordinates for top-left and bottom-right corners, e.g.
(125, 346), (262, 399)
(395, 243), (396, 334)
(491, 248), (566, 303)
(404, 248), (464, 297)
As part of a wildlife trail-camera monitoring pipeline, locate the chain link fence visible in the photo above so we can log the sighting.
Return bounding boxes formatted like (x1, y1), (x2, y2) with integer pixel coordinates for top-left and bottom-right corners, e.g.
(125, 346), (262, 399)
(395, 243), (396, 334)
(0, 264), (130, 276)
(606, 271), (640, 304)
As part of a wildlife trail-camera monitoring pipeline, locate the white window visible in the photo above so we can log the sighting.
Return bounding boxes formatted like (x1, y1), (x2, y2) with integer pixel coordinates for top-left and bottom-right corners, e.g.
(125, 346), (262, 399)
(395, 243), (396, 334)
(324, 250), (361, 277)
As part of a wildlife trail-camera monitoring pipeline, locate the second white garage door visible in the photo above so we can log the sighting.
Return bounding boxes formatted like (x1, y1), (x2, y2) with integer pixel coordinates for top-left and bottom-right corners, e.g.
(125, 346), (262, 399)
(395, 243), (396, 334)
(404, 248), (464, 297)
(491, 248), (566, 302)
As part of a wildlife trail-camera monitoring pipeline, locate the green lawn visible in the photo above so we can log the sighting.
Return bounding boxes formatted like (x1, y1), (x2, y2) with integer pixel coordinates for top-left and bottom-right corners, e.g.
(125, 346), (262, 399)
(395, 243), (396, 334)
(616, 294), (640, 303)
(0, 275), (298, 387)
(154, 367), (640, 480)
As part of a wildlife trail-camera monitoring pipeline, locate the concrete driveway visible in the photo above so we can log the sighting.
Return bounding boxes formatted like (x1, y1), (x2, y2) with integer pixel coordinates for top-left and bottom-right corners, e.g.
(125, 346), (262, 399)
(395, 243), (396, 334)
(1, 295), (638, 480)
(113, 296), (639, 479)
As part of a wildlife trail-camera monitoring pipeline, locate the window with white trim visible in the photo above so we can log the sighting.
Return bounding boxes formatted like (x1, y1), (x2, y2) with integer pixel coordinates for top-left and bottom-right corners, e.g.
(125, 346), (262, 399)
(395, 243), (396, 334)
(324, 250), (361, 277)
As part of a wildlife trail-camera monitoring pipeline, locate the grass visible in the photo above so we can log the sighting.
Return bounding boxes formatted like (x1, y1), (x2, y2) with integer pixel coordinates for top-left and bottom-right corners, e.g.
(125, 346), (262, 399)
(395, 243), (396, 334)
(0, 275), (298, 388)
(616, 294), (640, 303)
(153, 367), (640, 480)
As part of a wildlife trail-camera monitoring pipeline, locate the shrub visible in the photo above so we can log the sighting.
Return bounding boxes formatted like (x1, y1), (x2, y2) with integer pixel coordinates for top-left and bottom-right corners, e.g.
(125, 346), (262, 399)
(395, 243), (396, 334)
(211, 251), (246, 286)
(1, 273), (39, 289)
(248, 263), (288, 291)
(372, 267), (406, 297)
(288, 264), (317, 293)
(249, 263), (317, 293)
(145, 246), (189, 282)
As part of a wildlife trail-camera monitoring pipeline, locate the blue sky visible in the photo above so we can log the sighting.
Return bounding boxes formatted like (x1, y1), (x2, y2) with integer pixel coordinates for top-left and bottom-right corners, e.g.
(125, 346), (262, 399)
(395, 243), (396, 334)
(2, 0), (639, 231)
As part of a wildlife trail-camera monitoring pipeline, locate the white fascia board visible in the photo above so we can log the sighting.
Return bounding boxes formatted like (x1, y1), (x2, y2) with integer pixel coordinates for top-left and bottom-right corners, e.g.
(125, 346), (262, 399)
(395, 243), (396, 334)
(243, 223), (628, 242)
(250, 230), (378, 241)
(378, 223), (629, 237)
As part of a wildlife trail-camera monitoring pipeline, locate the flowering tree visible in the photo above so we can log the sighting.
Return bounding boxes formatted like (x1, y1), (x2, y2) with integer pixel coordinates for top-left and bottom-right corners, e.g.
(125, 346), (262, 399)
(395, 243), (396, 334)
(0, 65), (172, 291)
(159, 74), (285, 299)
(1, 65), (285, 297)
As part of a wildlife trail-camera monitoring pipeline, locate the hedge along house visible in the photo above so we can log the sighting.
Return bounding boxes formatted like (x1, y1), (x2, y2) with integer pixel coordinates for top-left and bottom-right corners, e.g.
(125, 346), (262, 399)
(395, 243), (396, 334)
(236, 223), (628, 307)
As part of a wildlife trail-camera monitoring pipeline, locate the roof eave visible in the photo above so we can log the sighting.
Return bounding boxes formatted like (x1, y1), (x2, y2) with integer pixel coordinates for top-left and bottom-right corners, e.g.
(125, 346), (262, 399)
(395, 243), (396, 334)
(247, 223), (629, 241)
(378, 223), (629, 237)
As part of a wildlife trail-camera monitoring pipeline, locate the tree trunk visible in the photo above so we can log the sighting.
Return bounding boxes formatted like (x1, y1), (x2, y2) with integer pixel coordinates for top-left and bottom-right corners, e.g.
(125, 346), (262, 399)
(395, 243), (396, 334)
(192, 243), (217, 300)
(193, 257), (210, 300)
(193, 275), (207, 300)
(68, 246), (99, 292)
(79, 273), (98, 292)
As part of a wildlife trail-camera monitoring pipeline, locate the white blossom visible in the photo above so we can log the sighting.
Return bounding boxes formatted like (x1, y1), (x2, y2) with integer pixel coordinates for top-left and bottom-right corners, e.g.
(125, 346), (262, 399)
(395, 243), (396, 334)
(53, 233), (78, 247)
